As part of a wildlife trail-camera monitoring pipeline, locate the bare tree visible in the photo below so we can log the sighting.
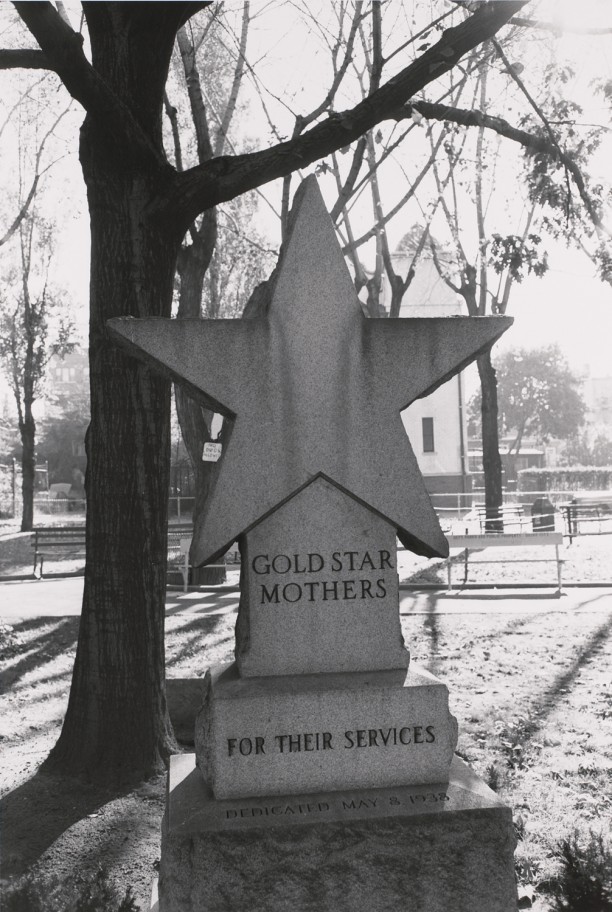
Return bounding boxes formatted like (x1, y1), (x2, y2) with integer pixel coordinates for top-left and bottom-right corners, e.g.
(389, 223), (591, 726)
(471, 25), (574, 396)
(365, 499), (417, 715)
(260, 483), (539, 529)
(0, 211), (75, 530)
(2, 1), (532, 782)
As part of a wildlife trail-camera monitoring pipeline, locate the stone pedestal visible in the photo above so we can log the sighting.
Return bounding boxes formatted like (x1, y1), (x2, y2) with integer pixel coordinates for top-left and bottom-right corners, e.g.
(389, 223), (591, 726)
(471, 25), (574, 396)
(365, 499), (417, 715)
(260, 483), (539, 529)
(195, 662), (457, 799)
(159, 753), (518, 912)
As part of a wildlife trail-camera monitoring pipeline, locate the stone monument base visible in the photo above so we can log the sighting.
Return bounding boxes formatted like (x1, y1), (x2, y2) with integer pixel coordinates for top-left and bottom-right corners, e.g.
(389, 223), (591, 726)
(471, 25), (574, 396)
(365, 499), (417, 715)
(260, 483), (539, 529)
(159, 753), (517, 912)
(195, 662), (458, 798)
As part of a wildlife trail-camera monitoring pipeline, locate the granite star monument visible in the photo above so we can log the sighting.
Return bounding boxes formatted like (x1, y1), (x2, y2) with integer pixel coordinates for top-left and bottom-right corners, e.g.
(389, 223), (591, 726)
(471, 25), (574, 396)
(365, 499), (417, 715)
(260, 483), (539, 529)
(109, 176), (518, 912)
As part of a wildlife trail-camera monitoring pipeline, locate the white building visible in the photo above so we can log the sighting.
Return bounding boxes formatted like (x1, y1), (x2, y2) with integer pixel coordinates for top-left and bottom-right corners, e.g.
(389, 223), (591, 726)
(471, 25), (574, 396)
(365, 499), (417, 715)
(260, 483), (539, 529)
(584, 375), (612, 433)
(381, 240), (471, 500)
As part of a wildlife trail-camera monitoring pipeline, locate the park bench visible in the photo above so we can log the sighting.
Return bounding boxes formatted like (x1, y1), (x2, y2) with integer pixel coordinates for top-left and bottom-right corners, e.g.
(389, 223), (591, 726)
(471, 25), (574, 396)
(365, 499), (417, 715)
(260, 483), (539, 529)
(474, 503), (526, 532)
(561, 500), (612, 544)
(32, 526), (86, 578)
(166, 524), (240, 591)
(167, 524), (194, 592)
(445, 531), (564, 593)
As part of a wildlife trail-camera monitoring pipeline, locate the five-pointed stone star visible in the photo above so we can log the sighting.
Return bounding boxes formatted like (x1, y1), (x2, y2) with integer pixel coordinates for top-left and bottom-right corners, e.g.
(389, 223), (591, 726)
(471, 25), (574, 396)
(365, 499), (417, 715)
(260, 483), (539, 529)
(109, 177), (510, 566)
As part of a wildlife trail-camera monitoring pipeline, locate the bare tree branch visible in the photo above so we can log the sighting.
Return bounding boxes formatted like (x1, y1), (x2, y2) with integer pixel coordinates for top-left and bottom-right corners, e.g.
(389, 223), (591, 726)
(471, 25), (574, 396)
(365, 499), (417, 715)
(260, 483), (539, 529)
(163, 91), (183, 172)
(383, 8), (455, 65)
(330, 150), (367, 287)
(9, 2), (210, 169)
(341, 130), (445, 252)
(0, 100), (73, 247)
(164, 0), (526, 229)
(214, 1), (249, 157)
(408, 99), (612, 240)
(0, 74), (48, 141)
(280, 2), (365, 235)
(491, 37), (572, 221)
(177, 25), (214, 164)
(0, 48), (50, 69)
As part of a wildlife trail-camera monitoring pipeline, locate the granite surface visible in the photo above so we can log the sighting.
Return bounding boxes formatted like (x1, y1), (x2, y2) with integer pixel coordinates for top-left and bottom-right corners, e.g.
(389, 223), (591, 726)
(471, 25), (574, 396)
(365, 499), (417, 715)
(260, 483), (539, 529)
(159, 753), (517, 912)
(236, 477), (408, 677)
(195, 662), (458, 799)
(108, 178), (511, 564)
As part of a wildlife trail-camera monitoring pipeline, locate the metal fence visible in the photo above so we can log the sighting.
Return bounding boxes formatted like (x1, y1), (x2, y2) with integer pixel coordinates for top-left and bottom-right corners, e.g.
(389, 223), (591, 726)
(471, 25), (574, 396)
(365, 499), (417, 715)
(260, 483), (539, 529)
(430, 489), (612, 538)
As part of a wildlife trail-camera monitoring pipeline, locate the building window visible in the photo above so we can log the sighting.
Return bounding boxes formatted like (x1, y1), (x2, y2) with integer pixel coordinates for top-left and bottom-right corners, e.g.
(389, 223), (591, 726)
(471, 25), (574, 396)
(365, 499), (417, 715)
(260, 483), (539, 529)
(422, 417), (435, 453)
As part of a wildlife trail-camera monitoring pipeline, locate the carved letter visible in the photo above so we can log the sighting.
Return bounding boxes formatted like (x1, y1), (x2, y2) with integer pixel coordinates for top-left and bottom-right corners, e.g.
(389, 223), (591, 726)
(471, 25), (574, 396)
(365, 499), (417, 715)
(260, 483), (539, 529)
(375, 579), (387, 598)
(308, 553), (324, 572)
(261, 583), (279, 604)
(252, 554), (270, 574)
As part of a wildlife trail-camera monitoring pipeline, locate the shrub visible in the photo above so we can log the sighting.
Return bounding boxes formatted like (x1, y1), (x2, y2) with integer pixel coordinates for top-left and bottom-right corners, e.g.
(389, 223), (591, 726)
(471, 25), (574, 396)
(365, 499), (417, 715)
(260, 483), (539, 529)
(518, 466), (612, 492)
(485, 763), (502, 792)
(549, 831), (612, 912)
(0, 868), (139, 912)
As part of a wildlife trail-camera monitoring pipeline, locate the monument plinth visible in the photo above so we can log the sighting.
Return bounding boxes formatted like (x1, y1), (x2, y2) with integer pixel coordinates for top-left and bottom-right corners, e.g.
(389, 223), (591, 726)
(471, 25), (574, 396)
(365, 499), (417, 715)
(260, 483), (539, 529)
(109, 176), (517, 911)
(196, 664), (458, 799)
(161, 754), (516, 912)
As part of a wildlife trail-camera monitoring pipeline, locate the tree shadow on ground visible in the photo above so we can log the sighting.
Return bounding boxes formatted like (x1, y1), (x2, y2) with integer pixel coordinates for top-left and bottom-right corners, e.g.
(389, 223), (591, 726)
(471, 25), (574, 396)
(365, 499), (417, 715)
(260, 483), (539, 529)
(10, 667), (71, 696)
(164, 591), (238, 618)
(166, 614), (233, 667)
(524, 612), (612, 739)
(404, 591), (562, 669)
(0, 617), (79, 692)
(404, 591), (612, 746)
(1, 769), (125, 879)
(573, 591), (612, 610)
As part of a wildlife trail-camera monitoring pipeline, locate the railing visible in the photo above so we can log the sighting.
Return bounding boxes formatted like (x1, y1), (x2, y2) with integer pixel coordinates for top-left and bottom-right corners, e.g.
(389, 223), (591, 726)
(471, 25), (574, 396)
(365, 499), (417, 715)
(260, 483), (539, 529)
(430, 489), (612, 512)
(33, 496), (87, 517)
(431, 490), (612, 539)
(6, 489), (609, 537)
(169, 496), (195, 519)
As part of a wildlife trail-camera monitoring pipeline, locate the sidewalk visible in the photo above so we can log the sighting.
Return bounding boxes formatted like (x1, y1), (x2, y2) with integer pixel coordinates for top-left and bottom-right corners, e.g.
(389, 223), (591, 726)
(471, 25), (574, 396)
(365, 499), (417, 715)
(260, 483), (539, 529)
(1, 575), (612, 619)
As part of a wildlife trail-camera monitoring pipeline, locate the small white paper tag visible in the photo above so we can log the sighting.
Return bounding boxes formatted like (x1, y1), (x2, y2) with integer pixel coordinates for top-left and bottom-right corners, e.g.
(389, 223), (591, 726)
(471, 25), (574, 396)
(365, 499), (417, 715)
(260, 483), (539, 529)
(202, 442), (222, 462)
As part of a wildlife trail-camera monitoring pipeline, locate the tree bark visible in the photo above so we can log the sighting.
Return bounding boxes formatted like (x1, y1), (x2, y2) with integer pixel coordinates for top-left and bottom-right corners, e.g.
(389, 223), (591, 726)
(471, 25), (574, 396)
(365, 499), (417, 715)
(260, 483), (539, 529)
(19, 409), (35, 532)
(44, 9), (186, 782)
(477, 350), (503, 532)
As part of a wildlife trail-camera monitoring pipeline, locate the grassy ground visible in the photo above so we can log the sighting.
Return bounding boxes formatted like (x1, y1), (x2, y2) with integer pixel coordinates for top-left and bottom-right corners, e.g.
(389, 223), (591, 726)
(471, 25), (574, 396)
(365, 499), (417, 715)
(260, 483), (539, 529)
(1, 532), (611, 909)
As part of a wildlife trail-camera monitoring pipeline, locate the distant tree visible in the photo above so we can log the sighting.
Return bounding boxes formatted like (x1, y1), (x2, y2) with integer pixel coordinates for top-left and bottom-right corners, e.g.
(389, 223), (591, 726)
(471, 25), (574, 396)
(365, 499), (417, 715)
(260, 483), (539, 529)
(0, 212), (75, 530)
(560, 432), (593, 467)
(37, 387), (89, 484)
(469, 345), (586, 456)
(561, 431), (612, 467)
(165, 7), (275, 585)
(592, 433), (612, 466)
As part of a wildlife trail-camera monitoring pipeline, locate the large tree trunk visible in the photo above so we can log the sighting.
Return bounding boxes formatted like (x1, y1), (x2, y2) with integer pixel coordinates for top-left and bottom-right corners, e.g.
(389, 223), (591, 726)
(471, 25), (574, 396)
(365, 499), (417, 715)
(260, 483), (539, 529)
(47, 163), (178, 781)
(44, 8), (186, 782)
(477, 350), (503, 532)
(19, 408), (35, 532)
